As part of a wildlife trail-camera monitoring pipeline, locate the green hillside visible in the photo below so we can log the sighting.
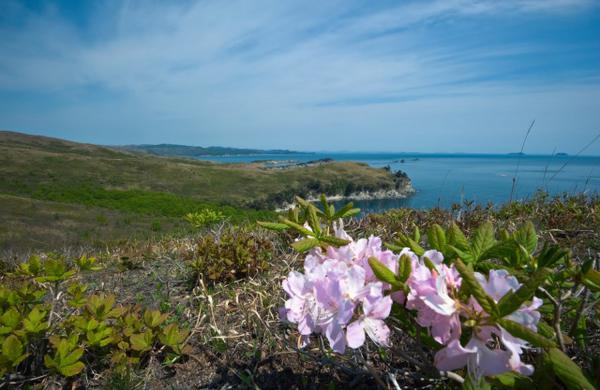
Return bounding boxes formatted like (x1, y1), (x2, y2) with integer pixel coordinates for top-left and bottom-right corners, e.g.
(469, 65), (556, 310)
(0, 130), (409, 250)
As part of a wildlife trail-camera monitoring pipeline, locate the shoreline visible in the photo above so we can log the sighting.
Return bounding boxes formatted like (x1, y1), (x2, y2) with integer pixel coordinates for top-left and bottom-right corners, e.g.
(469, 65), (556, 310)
(274, 187), (416, 212)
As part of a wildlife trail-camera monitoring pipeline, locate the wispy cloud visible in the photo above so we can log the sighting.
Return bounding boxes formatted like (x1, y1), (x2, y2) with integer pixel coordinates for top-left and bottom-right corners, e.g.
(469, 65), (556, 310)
(0, 0), (599, 153)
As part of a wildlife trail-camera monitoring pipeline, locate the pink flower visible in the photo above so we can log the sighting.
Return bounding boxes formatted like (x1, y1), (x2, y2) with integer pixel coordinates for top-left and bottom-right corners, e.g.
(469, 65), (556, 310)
(405, 253), (462, 344)
(433, 269), (542, 377)
(434, 326), (534, 377)
(346, 293), (392, 348)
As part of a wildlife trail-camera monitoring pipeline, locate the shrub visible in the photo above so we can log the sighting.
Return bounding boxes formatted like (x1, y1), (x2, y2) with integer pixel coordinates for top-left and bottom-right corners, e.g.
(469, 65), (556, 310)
(0, 254), (190, 385)
(184, 209), (225, 228)
(185, 226), (274, 285)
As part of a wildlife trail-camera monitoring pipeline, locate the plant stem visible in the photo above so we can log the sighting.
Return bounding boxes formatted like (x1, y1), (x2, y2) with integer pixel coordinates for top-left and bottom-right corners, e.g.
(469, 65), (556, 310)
(539, 287), (566, 351)
(568, 287), (588, 338)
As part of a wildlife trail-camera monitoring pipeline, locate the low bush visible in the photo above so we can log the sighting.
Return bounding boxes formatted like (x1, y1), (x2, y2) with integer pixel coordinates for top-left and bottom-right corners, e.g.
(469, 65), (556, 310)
(185, 226), (275, 285)
(184, 209), (225, 228)
(0, 254), (190, 387)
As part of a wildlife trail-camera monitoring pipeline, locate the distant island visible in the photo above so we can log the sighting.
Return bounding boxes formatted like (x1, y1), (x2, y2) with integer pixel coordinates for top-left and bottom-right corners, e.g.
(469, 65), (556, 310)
(120, 143), (307, 158)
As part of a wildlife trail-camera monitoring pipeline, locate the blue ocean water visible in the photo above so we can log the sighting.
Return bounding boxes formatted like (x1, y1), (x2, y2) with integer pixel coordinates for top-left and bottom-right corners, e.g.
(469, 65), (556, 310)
(196, 153), (599, 212)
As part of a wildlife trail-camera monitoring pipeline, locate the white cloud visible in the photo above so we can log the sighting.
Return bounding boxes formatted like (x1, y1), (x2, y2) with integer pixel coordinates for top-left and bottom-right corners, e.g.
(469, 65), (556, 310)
(0, 0), (599, 153)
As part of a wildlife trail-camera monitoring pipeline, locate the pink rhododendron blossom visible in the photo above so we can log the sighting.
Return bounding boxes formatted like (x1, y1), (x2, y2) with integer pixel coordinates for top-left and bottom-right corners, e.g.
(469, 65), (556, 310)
(280, 224), (395, 353)
(430, 269), (542, 377)
(346, 293), (392, 348)
(405, 252), (462, 344)
(280, 225), (543, 378)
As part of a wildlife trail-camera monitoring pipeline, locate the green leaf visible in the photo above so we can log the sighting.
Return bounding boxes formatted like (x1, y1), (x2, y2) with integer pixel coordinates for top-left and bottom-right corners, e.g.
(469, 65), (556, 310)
(454, 259), (498, 316)
(395, 235), (425, 256)
(130, 331), (154, 352)
(536, 321), (556, 340)
(159, 324), (189, 355)
(582, 269), (600, 292)
(412, 224), (421, 242)
(398, 254), (412, 283)
(45, 339), (86, 378)
(278, 217), (313, 236)
(543, 347), (595, 390)
(1, 308), (21, 331)
(447, 222), (469, 251)
(470, 222), (496, 261)
(62, 347), (84, 367)
(306, 205), (321, 235)
(427, 224), (447, 252)
(319, 194), (333, 219)
(497, 319), (555, 348)
(384, 242), (404, 252)
(448, 245), (475, 264)
(75, 255), (102, 271)
(294, 196), (311, 208)
(256, 221), (289, 231)
(342, 208), (361, 218)
(513, 222), (538, 254)
(23, 306), (48, 334)
(59, 361), (85, 377)
(291, 238), (320, 253)
(368, 257), (403, 290)
(496, 268), (550, 317)
(422, 256), (437, 272)
(287, 207), (300, 223)
(537, 243), (569, 268)
(2, 335), (24, 362)
(479, 240), (520, 264)
(489, 372), (532, 388)
(16, 255), (43, 276)
(332, 202), (355, 219)
(319, 235), (351, 247)
(143, 309), (168, 328)
(159, 324), (187, 346)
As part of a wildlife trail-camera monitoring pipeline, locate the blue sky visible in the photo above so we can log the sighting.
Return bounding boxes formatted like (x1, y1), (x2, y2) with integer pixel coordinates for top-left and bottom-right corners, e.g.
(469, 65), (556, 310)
(1, 0), (599, 154)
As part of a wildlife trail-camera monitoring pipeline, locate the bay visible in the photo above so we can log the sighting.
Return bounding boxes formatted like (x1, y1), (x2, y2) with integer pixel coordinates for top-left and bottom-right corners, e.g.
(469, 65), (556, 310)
(195, 153), (600, 212)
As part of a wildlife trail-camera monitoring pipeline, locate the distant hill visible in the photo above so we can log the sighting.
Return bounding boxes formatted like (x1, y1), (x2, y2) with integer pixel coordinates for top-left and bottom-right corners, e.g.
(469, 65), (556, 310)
(120, 143), (304, 158)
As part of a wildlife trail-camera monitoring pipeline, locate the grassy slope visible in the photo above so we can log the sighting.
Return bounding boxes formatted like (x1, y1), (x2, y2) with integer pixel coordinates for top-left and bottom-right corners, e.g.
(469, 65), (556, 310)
(0, 131), (396, 207)
(0, 194), (197, 252)
(0, 130), (398, 250)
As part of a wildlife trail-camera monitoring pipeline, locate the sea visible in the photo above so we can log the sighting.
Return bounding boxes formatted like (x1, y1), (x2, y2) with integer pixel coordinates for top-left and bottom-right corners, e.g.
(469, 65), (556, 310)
(195, 153), (600, 213)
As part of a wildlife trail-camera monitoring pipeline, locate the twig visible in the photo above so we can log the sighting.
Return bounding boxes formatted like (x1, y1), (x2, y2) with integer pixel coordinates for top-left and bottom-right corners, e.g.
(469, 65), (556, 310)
(510, 119), (535, 202)
(539, 287), (566, 351)
(547, 132), (600, 183)
(440, 370), (465, 384)
(388, 372), (402, 390)
(2, 374), (48, 386)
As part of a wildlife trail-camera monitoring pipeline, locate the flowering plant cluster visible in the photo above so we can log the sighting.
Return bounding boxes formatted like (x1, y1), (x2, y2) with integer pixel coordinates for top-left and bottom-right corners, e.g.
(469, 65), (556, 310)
(280, 224), (542, 379)
(261, 196), (598, 389)
(281, 225), (395, 353)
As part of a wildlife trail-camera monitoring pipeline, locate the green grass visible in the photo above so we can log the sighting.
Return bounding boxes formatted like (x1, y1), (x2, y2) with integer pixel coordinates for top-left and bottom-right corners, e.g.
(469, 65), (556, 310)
(28, 184), (274, 221)
(0, 194), (188, 252)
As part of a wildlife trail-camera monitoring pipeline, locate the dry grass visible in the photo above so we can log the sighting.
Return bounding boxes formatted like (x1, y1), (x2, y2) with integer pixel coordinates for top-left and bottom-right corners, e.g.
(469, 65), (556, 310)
(1, 193), (598, 389)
